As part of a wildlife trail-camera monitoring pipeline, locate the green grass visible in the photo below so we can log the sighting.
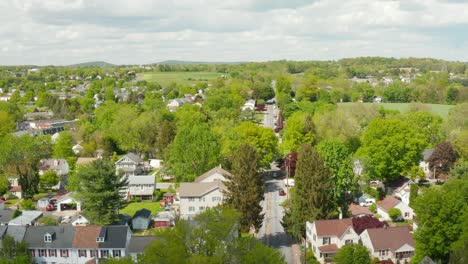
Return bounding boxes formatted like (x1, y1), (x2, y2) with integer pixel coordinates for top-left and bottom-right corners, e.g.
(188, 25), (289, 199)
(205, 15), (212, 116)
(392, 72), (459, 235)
(139, 71), (224, 86)
(6, 199), (18, 208)
(337, 103), (454, 118)
(119, 201), (163, 216)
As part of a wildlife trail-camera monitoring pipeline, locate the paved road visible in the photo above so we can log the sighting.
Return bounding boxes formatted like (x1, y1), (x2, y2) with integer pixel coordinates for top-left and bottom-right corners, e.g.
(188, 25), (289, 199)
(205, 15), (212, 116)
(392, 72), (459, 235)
(262, 104), (277, 129)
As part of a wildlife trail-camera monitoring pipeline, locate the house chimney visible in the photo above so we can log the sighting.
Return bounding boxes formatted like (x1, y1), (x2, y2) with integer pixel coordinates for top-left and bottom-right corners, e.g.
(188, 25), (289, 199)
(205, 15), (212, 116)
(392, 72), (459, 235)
(338, 207), (343, 219)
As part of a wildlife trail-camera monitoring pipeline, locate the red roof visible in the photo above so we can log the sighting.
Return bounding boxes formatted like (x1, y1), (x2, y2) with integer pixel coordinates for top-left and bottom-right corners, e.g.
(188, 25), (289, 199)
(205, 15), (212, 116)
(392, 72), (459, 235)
(73, 226), (102, 248)
(366, 226), (414, 252)
(318, 244), (339, 253)
(315, 218), (353, 237)
(9, 186), (22, 192)
(377, 196), (401, 212)
(350, 204), (372, 216)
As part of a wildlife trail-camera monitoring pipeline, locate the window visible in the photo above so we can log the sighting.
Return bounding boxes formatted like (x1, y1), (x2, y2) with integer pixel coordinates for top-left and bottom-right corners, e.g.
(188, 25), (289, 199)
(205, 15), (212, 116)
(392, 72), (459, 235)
(405, 212), (409, 217)
(379, 250), (386, 256)
(48, 249), (57, 257)
(345, 239), (353, 245)
(199, 206), (205, 211)
(29, 249), (35, 257)
(313, 246), (316, 253)
(212, 197), (221, 202)
(322, 237), (330, 245)
(189, 206), (195, 212)
(101, 250), (109, 258)
(78, 249), (87, 258)
(96, 237), (105, 242)
(39, 249), (46, 257)
(44, 234), (52, 242)
(90, 250), (98, 258)
(60, 249), (69, 257)
(188, 198), (195, 202)
(113, 250), (121, 258)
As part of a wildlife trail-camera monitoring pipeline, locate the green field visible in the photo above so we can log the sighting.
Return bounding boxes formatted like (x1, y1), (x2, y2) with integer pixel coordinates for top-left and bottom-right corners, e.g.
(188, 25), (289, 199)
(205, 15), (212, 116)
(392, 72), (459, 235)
(139, 71), (223, 86)
(337, 103), (454, 118)
(119, 201), (163, 216)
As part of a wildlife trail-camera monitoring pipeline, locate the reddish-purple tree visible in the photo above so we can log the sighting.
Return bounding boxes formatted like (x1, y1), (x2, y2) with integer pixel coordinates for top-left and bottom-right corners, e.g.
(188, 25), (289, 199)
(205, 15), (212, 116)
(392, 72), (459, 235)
(352, 215), (387, 235)
(281, 152), (298, 177)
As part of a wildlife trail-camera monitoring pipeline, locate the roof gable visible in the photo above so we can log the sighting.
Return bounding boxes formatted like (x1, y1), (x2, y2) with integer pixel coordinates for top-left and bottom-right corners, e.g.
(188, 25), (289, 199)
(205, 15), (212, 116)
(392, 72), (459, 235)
(178, 181), (227, 197)
(194, 166), (232, 183)
(366, 227), (414, 252)
(377, 196), (401, 212)
(314, 218), (353, 237)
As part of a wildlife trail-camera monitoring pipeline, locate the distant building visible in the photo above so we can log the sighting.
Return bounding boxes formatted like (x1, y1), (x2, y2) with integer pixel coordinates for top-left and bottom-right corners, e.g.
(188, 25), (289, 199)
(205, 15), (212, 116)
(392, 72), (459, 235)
(115, 153), (145, 177)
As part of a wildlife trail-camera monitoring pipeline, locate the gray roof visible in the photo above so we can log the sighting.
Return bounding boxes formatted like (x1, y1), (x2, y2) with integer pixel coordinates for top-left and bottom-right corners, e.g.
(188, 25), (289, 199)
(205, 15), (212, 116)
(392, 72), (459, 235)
(8, 211), (43, 226)
(24, 226), (75, 248)
(128, 175), (155, 185)
(5, 226), (27, 242)
(0, 226), (7, 238)
(0, 209), (14, 223)
(98, 226), (130, 249)
(153, 211), (175, 221)
(178, 180), (226, 197)
(116, 153), (143, 165)
(128, 236), (157, 253)
(423, 149), (434, 161)
(133, 209), (152, 219)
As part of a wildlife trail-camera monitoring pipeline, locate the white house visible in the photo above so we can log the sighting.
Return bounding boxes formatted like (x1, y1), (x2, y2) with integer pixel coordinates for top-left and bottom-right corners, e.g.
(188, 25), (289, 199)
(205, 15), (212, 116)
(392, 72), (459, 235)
(69, 214), (90, 226)
(241, 99), (256, 111)
(194, 166), (231, 183)
(56, 193), (82, 212)
(39, 159), (69, 176)
(306, 218), (360, 263)
(72, 144), (84, 155)
(360, 226), (415, 263)
(377, 196), (414, 221)
(419, 149), (434, 177)
(178, 181), (226, 220)
(8, 177), (22, 199)
(393, 179), (414, 206)
(167, 98), (190, 111)
(115, 153), (145, 177)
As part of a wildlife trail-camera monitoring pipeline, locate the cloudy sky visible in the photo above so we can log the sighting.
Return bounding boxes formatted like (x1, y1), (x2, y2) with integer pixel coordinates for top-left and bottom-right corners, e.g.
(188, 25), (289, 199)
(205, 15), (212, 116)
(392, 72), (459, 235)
(1, 0), (467, 65)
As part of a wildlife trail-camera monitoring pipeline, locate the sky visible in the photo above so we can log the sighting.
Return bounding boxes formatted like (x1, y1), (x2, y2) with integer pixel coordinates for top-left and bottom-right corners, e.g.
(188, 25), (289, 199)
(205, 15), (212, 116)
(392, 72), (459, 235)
(0, 0), (468, 65)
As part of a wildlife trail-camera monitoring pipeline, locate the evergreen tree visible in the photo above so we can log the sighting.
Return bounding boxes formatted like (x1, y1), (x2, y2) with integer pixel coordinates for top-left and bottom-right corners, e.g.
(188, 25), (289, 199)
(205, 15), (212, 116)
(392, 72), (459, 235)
(224, 144), (264, 233)
(75, 159), (128, 225)
(285, 144), (335, 239)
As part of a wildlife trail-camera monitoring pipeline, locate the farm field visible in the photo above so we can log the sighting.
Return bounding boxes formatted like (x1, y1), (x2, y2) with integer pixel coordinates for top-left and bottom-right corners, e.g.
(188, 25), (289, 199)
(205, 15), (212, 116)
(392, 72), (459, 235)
(139, 71), (223, 87)
(337, 103), (454, 118)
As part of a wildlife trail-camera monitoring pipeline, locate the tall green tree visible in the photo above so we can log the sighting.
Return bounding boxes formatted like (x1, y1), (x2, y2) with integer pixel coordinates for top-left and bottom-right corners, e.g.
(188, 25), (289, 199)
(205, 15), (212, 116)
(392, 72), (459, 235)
(0, 235), (31, 263)
(356, 118), (426, 182)
(0, 111), (15, 138)
(413, 177), (468, 263)
(284, 144), (335, 239)
(403, 110), (443, 147)
(281, 112), (315, 154)
(53, 131), (75, 158)
(0, 135), (50, 198)
(39, 170), (59, 189)
(168, 123), (220, 182)
(224, 144), (264, 233)
(316, 138), (357, 213)
(75, 160), (128, 225)
(333, 243), (371, 264)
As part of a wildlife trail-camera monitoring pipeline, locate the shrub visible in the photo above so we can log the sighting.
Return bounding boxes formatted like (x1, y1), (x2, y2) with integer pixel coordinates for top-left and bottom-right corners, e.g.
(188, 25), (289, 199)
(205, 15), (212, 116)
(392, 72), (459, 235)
(388, 208), (402, 222)
(20, 199), (35, 210)
(13, 210), (22, 219)
(369, 203), (377, 213)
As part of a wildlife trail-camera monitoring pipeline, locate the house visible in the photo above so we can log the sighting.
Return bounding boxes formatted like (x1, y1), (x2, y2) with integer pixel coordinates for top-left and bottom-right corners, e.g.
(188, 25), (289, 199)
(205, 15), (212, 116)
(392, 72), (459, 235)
(8, 177), (22, 199)
(76, 157), (99, 166)
(132, 209), (152, 230)
(125, 175), (156, 200)
(393, 179), (414, 206)
(353, 159), (364, 176)
(25, 226), (75, 263)
(55, 192), (82, 212)
(419, 149), (434, 177)
(153, 211), (175, 228)
(69, 214), (89, 226)
(25, 111), (53, 120)
(377, 196), (414, 221)
(3, 225), (27, 242)
(306, 218), (360, 263)
(9, 210), (43, 226)
(72, 144), (84, 154)
(241, 99), (256, 111)
(115, 153), (145, 177)
(194, 166), (231, 183)
(39, 159), (69, 176)
(0, 209), (14, 225)
(149, 159), (163, 169)
(360, 226), (414, 263)
(178, 180), (227, 220)
(128, 236), (157, 260)
(349, 204), (373, 218)
(167, 98), (189, 111)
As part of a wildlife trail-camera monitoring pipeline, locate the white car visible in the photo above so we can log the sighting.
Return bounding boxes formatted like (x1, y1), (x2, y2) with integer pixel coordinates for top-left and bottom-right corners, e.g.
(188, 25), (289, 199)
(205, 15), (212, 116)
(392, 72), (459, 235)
(359, 199), (376, 207)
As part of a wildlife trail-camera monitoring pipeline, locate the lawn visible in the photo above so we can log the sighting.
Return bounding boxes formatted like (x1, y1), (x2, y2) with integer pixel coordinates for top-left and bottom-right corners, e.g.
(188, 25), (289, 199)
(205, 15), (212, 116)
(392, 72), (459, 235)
(119, 201), (163, 216)
(337, 103), (454, 118)
(139, 71), (224, 87)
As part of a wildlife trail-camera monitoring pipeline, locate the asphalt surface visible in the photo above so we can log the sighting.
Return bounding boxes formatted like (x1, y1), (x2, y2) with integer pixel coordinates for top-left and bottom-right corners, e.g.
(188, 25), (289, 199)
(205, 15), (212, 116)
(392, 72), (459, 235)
(257, 104), (295, 263)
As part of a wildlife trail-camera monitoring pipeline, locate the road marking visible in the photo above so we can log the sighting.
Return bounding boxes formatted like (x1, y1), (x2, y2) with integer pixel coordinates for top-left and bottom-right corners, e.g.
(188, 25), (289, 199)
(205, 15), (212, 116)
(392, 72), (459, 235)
(265, 184), (271, 246)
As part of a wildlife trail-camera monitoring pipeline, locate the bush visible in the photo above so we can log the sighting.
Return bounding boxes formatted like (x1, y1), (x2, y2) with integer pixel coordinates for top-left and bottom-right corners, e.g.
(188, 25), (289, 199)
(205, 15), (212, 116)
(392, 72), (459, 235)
(38, 216), (58, 226)
(369, 203), (377, 213)
(388, 208), (402, 222)
(20, 199), (35, 210)
(13, 210), (22, 219)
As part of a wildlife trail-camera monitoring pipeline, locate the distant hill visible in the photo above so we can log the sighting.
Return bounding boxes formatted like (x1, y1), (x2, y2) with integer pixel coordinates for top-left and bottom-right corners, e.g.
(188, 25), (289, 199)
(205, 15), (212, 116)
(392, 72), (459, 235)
(155, 60), (245, 65)
(67, 61), (115, 67)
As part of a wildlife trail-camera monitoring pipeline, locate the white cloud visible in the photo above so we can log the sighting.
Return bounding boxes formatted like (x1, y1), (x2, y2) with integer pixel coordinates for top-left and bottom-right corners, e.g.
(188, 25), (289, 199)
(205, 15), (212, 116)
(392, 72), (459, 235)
(0, 0), (467, 65)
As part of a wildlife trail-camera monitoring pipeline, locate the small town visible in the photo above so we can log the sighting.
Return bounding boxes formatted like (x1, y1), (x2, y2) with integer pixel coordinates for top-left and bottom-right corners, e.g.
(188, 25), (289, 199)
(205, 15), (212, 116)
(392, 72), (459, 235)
(0, 1), (467, 264)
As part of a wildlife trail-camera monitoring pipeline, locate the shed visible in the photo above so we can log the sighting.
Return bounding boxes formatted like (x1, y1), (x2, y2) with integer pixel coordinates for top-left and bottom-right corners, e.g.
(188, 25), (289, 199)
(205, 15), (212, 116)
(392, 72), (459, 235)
(132, 209), (152, 230)
(153, 211), (175, 228)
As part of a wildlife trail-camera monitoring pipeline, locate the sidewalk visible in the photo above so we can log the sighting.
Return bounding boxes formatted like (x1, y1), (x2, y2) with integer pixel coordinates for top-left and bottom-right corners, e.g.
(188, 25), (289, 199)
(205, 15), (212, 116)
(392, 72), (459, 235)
(291, 243), (301, 264)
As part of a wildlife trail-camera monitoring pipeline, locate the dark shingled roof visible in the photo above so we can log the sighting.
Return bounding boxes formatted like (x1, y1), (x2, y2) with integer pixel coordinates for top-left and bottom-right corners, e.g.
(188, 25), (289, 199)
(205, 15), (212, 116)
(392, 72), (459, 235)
(128, 236), (157, 253)
(133, 209), (152, 219)
(98, 226), (130, 249)
(5, 226), (27, 242)
(0, 209), (14, 224)
(24, 226), (75, 248)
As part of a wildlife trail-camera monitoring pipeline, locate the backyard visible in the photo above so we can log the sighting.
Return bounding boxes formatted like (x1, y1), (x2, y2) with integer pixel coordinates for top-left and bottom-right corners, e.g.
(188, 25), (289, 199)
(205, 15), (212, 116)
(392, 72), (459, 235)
(119, 201), (163, 216)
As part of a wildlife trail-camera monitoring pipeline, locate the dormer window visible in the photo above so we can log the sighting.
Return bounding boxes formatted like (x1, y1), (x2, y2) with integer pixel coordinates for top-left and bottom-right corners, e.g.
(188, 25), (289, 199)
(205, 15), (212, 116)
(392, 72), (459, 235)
(96, 237), (104, 242)
(44, 233), (52, 242)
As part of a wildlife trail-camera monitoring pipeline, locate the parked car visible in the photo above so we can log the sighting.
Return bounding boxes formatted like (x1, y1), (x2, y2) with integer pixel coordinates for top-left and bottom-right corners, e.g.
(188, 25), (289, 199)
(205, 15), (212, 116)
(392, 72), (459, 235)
(279, 189), (286, 196)
(45, 204), (56, 211)
(359, 198), (376, 207)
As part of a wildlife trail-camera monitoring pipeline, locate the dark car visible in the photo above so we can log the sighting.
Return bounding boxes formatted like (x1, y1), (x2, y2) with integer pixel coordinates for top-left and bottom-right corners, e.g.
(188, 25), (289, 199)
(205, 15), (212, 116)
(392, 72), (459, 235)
(279, 189), (286, 196)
